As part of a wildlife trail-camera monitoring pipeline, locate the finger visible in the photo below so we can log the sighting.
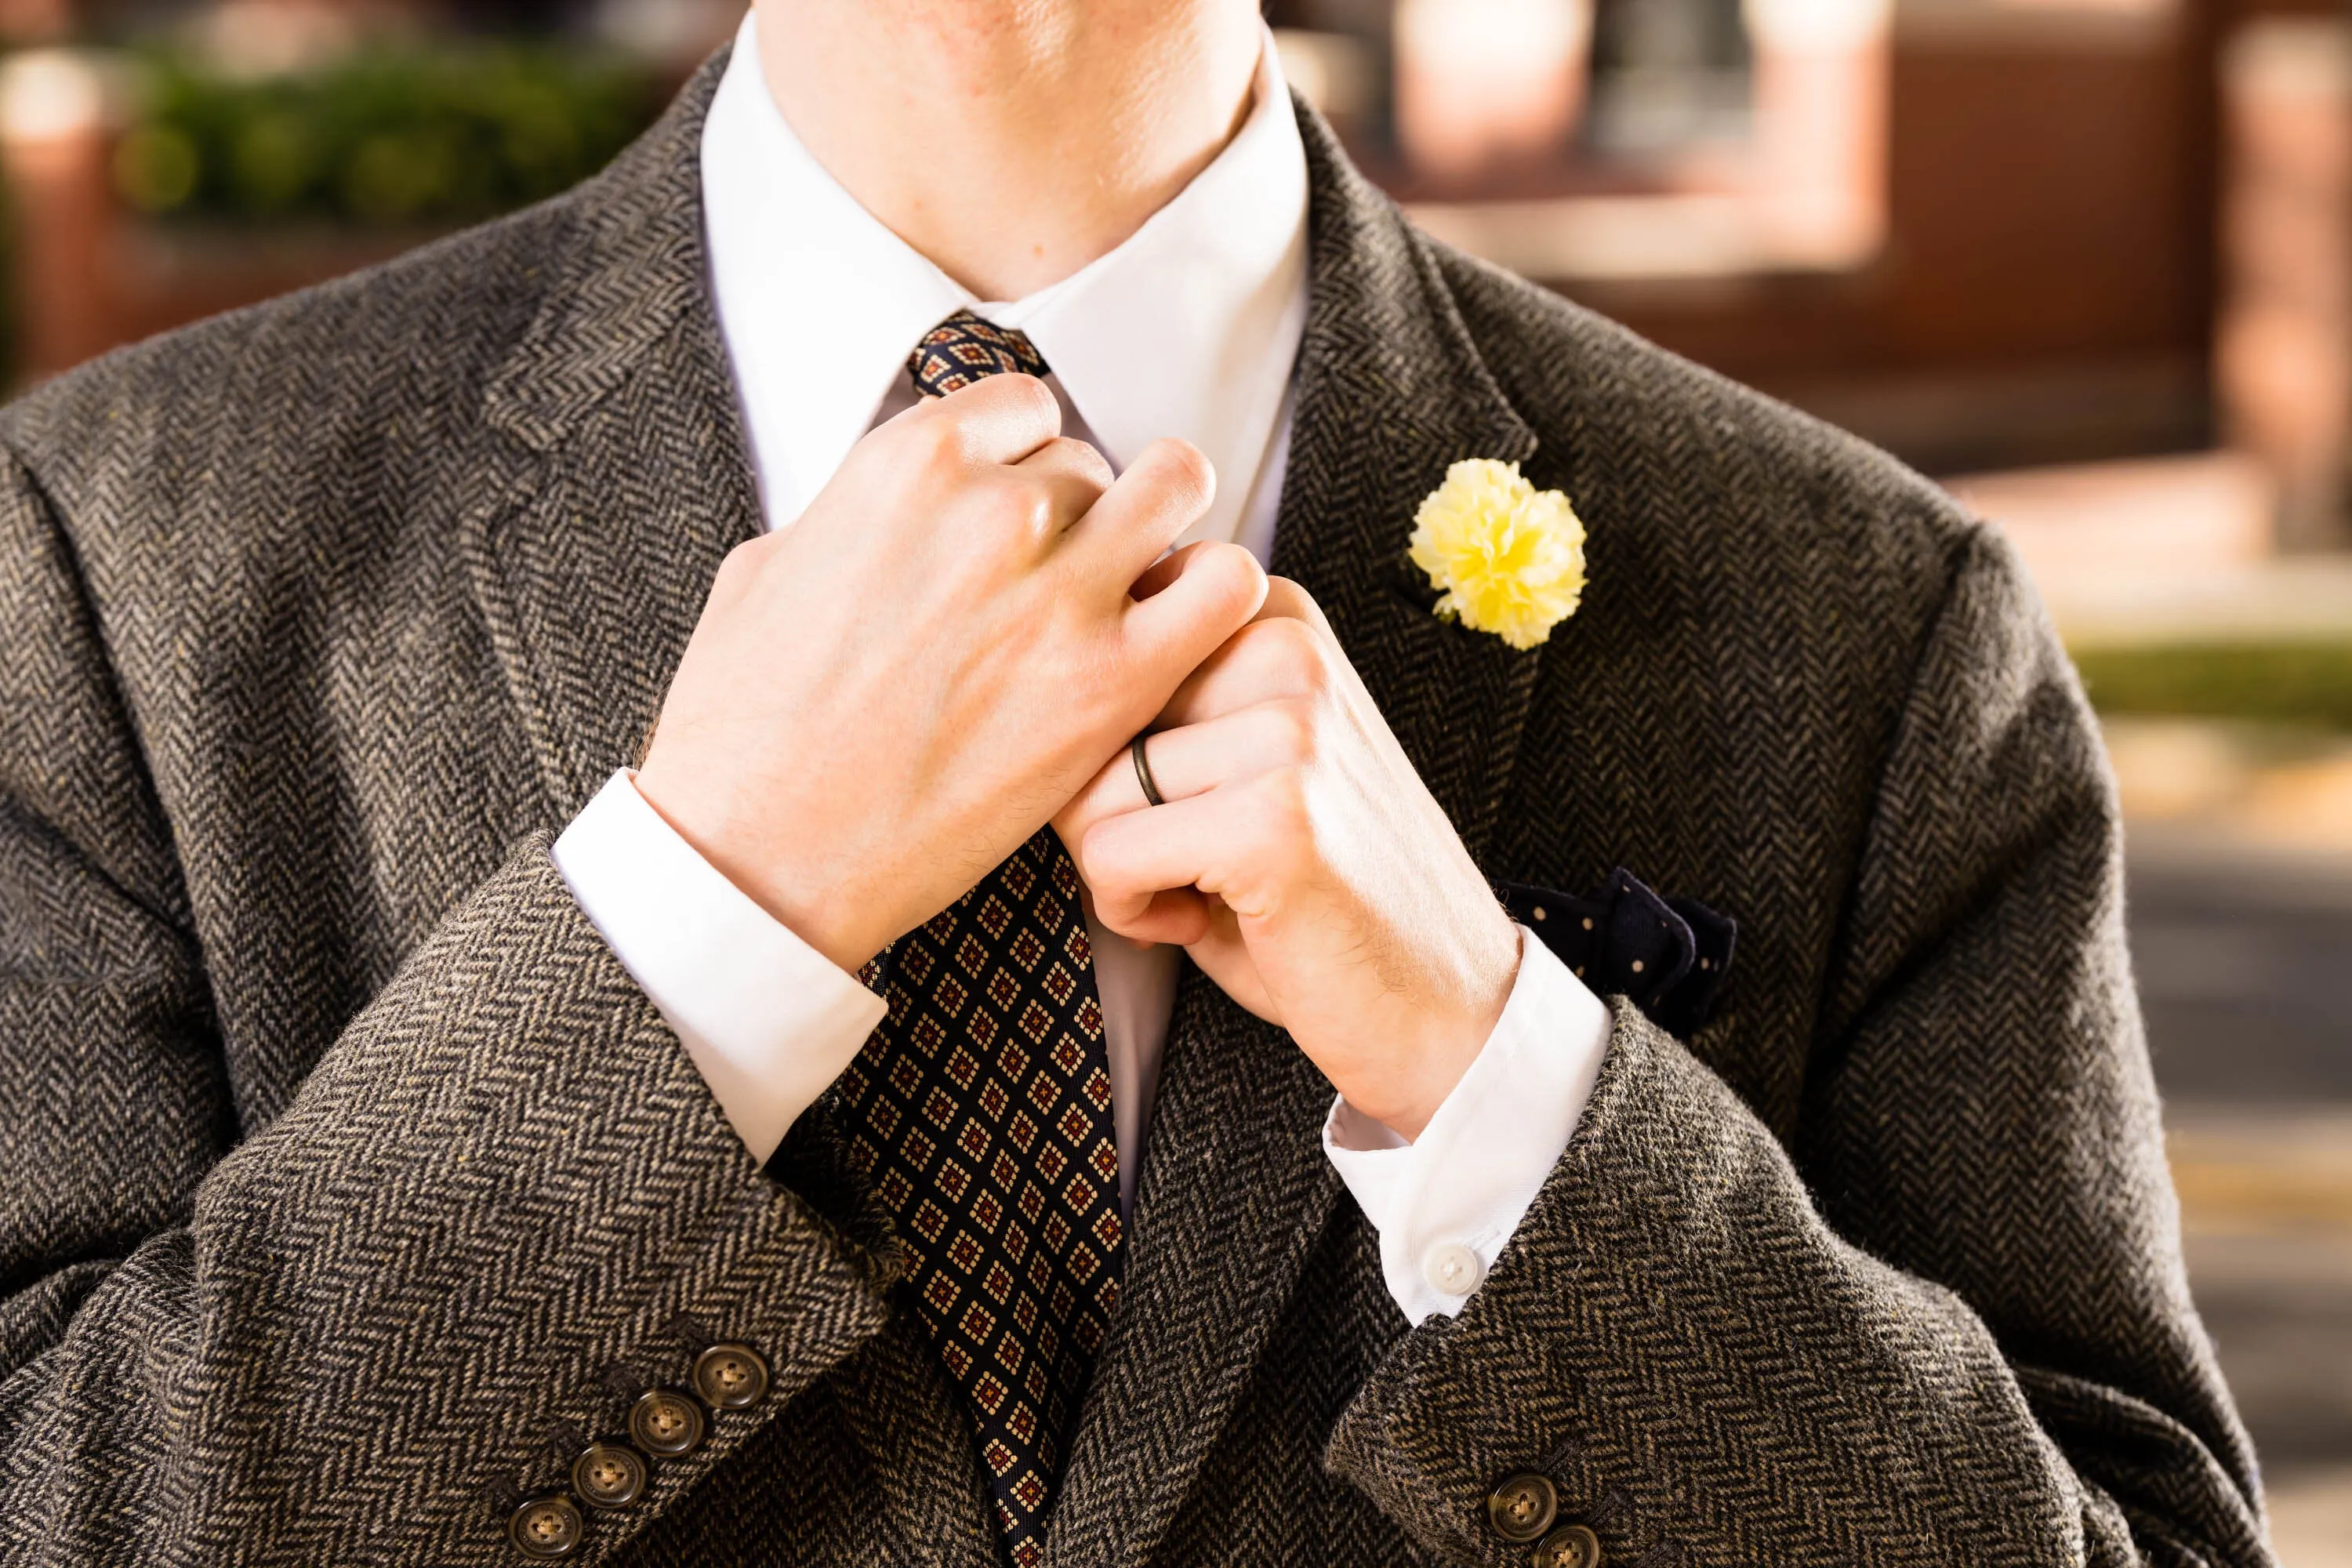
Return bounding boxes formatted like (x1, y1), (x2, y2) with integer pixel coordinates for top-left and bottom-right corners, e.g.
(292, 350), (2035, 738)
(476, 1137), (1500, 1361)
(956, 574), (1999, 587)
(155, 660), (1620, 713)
(1059, 811), (1214, 944)
(1077, 784), (1287, 930)
(1012, 434), (1116, 495)
(1119, 538), (1268, 692)
(910, 372), (1063, 466)
(1158, 612), (1330, 728)
(1001, 436), (1116, 539)
(1253, 575), (1338, 640)
(1058, 703), (1310, 847)
(1101, 886), (1216, 948)
(1061, 437), (1218, 584)
(1128, 539), (1216, 603)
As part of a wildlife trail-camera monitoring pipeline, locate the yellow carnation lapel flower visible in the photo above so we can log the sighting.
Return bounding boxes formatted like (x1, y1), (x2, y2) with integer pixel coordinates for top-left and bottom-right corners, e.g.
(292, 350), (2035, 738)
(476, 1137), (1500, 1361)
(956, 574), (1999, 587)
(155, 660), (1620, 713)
(1407, 458), (1587, 651)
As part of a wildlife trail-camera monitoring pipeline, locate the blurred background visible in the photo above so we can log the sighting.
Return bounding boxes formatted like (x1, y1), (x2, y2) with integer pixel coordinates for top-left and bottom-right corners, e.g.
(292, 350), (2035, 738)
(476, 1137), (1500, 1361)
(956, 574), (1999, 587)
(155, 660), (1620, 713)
(1, 0), (2347, 1559)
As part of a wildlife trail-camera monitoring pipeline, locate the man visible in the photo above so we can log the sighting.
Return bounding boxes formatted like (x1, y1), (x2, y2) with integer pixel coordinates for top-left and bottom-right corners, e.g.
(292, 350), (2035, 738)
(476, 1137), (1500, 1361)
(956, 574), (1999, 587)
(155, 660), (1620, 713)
(0, 0), (2267, 1563)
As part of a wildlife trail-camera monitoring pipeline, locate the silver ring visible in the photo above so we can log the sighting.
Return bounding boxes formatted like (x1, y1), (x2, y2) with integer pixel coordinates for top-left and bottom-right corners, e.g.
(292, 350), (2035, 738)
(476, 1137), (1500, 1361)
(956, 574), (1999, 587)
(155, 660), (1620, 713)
(1130, 733), (1166, 808)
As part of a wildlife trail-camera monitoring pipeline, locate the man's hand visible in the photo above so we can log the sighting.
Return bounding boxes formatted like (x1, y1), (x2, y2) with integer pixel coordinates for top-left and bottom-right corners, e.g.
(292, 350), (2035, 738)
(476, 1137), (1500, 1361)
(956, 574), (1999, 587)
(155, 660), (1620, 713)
(1054, 579), (1520, 1141)
(636, 375), (1267, 973)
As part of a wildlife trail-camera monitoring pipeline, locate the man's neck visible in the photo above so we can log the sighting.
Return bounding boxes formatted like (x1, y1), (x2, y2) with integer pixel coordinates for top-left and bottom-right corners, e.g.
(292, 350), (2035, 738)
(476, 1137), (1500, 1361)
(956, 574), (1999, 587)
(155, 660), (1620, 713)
(750, 0), (1263, 303)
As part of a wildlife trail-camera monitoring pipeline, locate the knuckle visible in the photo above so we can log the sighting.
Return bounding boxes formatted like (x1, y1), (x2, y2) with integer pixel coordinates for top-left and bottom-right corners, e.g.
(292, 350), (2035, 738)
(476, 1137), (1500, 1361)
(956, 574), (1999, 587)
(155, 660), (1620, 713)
(1258, 615), (1325, 677)
(1248, 776), (1316, 880)
(1294, 645), (1335, 697)
(1256, 765), (1312, 829)
(1266, 575), (1328, 633)
(1080, 836), (1135, 898)
(1149, 437), (1215, 506)
(908, 410), (966, 473)
(1263, 699), (1318, 764)
(1207, 539), (1260, 580)
(975, 475), (1048, 539)
(712, 536), (768, 590)
(1058, 437), (1116, 491)
(1012, 483), (1062, 543)
(993, 372), (1060, 435)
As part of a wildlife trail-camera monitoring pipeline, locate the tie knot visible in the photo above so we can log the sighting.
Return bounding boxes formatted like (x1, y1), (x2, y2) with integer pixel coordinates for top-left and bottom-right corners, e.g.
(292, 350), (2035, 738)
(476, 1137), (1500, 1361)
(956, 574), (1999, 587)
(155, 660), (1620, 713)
(908, 310), (1050, 400)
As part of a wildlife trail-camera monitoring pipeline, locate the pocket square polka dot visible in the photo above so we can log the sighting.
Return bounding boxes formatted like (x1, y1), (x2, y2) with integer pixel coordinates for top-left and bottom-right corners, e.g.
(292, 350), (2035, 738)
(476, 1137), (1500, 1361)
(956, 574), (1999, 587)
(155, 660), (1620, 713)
(1407, 458), (1586, 651)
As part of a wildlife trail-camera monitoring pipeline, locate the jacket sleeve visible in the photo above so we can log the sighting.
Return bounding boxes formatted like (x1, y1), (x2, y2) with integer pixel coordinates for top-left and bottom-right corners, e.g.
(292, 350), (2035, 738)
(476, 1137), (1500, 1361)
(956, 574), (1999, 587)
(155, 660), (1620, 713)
(1325, 525), (2272, 1566)
(0, 453), (894, 1563)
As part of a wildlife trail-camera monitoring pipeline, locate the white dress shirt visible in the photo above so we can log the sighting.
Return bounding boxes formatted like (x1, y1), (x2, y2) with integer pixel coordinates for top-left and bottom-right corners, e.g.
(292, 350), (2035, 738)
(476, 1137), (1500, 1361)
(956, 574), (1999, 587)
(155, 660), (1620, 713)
(554, 14), (1613, 1327)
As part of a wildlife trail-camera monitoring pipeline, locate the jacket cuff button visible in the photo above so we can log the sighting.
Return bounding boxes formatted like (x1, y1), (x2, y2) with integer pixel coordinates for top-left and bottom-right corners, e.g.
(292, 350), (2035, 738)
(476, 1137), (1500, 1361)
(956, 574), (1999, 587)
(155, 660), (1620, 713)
(628, 1387), (709, 1457)
(506, 1494), (586, 1559)
(572, 1439), (652, 1510)
(1532, 1522), (1604, 1568)
(692, 1341), (771, 1410)
(1486, 1472), (1559, 1543)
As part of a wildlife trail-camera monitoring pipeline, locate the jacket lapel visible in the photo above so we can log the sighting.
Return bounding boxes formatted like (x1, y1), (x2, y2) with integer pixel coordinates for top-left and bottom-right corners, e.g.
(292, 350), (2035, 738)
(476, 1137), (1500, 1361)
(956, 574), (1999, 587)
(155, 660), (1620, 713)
(1046, 101), (1543, 1568)
(462, 54), (760, 816)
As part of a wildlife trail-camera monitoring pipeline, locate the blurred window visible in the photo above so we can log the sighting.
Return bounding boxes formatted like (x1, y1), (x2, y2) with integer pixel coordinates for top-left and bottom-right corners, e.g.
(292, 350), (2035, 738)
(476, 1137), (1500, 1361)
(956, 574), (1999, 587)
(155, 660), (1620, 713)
(1269, 0), (1888, 282)
(1588, 0), (1752, 160)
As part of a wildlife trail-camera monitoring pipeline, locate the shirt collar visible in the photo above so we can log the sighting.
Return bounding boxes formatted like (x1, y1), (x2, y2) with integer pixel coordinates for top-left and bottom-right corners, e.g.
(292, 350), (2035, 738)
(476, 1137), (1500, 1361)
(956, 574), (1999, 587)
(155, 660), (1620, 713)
(699, 11), (1309, 547)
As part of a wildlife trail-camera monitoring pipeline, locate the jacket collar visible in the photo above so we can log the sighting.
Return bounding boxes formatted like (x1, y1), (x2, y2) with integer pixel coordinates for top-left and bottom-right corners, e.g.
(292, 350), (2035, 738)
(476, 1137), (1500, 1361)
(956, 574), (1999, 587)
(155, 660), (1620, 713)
(463, 56), (1546, 1566)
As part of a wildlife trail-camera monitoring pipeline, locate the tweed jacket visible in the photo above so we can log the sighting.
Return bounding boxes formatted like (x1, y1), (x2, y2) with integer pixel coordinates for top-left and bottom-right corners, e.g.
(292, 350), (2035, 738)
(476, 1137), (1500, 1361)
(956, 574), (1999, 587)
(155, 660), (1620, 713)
(0, 54), (2267, 1568)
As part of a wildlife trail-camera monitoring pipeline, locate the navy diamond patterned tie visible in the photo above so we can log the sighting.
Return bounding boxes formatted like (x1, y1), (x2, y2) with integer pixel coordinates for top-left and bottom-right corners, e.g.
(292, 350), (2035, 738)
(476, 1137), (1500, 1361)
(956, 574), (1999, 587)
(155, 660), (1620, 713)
(833, 310), (1123, 1568)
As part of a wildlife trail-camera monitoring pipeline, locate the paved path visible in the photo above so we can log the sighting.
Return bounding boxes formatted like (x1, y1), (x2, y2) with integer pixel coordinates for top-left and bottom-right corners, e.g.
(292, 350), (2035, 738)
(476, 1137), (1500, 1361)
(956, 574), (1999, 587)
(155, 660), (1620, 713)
(2131, 836), (2352, 1566)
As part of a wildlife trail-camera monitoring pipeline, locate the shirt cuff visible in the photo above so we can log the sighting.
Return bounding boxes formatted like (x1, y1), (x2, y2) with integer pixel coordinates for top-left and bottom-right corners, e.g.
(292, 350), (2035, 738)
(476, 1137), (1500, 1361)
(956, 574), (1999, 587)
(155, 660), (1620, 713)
(551, 768), (886, 1163)
(1322, 927), (1611, 1326)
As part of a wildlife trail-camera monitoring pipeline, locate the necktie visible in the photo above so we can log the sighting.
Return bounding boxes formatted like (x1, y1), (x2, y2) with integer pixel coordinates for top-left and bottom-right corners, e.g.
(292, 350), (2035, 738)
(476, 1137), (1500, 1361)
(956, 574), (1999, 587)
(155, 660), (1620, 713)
(833, 310), (1125, 1568)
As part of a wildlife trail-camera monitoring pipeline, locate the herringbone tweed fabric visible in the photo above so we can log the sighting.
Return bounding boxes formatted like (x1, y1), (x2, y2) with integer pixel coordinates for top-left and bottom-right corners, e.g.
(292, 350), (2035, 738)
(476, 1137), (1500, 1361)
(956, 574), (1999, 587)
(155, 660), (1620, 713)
(0, 48), (2267, 1568)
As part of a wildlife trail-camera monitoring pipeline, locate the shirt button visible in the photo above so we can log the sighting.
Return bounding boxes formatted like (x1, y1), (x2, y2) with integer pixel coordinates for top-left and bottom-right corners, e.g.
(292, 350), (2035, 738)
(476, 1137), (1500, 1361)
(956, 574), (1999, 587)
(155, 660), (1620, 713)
(628, 1388), (708, 1458)
(1533, 1523), (1604, 1568)
(1486, 1472), (1559, 1543)
(571, 1440), (650, 1510)
(1421, 1241), (1484, 1298)
(692, 1341), (771, 1410)
(506, 1494), (586, 1559)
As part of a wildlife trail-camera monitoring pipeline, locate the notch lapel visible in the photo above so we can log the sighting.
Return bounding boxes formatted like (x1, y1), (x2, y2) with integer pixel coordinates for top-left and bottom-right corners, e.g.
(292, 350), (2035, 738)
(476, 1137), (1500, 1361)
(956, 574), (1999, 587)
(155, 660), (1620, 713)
(1045, 102), (1544, 1568)
(461, 54), (760, 817)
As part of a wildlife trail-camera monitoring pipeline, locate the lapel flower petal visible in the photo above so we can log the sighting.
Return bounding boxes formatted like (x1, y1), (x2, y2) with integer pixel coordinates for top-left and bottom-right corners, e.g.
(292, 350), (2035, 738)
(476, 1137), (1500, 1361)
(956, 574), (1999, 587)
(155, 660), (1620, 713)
(1407, 458), (1587, 651)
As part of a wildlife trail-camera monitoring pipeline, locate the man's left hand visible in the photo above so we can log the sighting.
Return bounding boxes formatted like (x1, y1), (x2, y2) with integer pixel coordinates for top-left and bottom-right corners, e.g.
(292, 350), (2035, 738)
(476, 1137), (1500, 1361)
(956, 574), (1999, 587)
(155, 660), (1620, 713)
(1054, 578), (1521, 1142)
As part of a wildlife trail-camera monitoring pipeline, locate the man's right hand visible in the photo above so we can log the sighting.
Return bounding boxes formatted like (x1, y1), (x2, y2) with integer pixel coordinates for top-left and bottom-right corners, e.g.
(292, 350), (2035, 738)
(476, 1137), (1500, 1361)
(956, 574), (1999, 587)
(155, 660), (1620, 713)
(634, 373), (1266, 974)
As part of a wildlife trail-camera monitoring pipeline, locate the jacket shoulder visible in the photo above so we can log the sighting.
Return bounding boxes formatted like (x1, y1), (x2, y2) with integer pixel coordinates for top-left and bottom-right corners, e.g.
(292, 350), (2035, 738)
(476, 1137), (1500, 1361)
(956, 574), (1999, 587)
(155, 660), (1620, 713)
(0, 189), (580, 514)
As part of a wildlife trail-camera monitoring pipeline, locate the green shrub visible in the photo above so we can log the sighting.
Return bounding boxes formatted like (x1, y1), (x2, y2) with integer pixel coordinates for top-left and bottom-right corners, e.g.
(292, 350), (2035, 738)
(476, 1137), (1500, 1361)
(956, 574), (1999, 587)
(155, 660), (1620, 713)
(114, 44), (662, 227)
(2071, 641), (2352, 732)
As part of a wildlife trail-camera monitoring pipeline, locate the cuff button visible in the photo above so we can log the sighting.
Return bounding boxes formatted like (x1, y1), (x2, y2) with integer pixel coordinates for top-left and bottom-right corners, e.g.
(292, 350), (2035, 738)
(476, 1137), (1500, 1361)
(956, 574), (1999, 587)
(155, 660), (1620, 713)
(1532, 1523), (1603, 1568)
(628, 1388), (708, 1457)
(693, 1341), (771, 1410)
(507, 1494), (586, 1559)
(572, 1440), (650, 1510)
(1486, 1472), (1558, 1543)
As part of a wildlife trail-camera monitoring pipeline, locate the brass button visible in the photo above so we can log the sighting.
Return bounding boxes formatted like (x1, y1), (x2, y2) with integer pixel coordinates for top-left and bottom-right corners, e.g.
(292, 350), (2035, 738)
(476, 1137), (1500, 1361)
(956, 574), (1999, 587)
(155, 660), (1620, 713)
(571, 1440), (649, 1510)
(692, 1341), (771, 1410)
(1486, 1472), (1558, 1543)
(628, 1388), (707, 1458)
(1532, 1523), (1604, 1568)
(506, 1494), (585, 1559)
